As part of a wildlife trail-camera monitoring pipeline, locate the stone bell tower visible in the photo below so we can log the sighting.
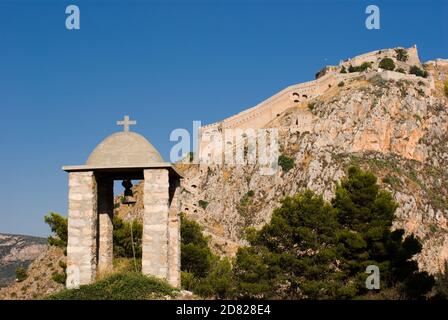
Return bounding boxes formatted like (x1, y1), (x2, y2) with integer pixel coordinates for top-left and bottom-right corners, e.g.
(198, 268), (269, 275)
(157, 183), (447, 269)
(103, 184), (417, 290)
(62, 116), (182, 289)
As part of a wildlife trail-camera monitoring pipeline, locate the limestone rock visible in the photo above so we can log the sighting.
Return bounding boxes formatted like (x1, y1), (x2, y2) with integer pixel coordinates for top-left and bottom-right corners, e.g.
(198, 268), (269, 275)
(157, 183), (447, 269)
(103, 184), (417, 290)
(179, 62), (448, 274)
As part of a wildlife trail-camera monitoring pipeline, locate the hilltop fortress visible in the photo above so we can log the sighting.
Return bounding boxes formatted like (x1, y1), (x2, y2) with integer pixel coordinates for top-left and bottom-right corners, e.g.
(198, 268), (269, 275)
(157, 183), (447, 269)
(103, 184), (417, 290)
(198, 45), (435, 162)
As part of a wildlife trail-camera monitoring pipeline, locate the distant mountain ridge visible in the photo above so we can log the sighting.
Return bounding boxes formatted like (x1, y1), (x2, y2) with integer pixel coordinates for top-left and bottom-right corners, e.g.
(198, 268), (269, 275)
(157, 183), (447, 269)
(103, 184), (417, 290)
(0, 233), (47, 288)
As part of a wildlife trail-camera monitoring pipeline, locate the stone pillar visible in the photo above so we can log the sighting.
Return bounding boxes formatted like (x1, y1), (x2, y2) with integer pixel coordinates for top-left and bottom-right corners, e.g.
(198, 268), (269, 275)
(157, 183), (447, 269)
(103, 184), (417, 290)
(66, 171), (98, 289)
(142, 169), (170, 280)
(97, 177), (114, 275)
(168, 178), (181, 288)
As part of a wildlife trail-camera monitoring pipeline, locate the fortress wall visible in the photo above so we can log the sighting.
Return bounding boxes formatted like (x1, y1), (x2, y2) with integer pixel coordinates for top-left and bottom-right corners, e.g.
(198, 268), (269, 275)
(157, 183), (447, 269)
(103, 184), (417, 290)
(222, 88), (294, 129)
(199, 46), (422, 157)
(434, 59), (448, 65)
(217, 75), (331, 130)
(341, 46), (420, 68)
(406, 46), (421, 65)
(200, 71), (364, 139)
(342, 48), (399, 67)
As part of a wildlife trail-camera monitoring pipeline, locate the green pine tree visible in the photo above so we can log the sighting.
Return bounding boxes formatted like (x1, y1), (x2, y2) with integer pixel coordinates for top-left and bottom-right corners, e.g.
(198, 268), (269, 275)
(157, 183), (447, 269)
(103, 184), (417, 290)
(233, 166), (435, 299)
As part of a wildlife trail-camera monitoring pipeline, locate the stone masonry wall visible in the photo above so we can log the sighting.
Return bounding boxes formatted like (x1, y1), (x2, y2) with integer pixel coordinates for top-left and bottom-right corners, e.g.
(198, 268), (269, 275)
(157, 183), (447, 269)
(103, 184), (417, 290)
(142, 169), (170, 281)
(97, 177), (114, 274)
(168, 179), (181, 288)
(66, 171), (98, 289)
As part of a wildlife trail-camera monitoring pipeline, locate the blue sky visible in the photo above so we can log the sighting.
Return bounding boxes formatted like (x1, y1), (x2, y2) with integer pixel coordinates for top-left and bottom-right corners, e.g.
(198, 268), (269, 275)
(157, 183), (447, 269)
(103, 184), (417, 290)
(0, 0), (446, 236)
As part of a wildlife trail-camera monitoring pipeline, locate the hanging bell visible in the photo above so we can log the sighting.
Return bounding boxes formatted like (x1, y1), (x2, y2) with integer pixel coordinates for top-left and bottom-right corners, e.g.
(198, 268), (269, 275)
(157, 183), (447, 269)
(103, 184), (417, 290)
(122, 179), (136, 205)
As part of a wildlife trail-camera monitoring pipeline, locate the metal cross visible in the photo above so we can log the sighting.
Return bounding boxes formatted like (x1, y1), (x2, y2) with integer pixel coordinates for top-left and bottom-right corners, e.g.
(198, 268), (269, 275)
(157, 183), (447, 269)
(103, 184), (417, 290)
(117, 115), (137, 132)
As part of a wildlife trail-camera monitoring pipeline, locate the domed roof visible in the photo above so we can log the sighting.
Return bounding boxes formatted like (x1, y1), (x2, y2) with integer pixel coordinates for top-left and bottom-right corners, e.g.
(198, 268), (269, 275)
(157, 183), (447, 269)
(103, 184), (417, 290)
(86, 132), (164, 167)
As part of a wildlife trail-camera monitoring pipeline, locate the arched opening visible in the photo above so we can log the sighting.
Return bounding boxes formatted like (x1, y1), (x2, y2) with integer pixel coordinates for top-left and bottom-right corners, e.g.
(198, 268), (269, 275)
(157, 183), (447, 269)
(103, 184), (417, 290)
(292, 92), (300, 103)
(112, 180), (143, 266)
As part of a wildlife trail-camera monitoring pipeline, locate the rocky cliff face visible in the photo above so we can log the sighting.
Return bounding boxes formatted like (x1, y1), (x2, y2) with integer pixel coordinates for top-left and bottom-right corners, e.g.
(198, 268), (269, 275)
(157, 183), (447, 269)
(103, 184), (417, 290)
(0, 233), (47, 288)
(0, 245), (65, 299)
(176, 61), (448, 274)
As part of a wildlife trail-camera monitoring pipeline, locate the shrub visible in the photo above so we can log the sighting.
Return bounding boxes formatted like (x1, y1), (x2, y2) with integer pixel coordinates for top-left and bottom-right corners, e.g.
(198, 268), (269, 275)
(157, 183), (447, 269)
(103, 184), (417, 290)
(361, 62), (372, 71)
(348, 62), (372, 73)
(48, 272), (175, 300)
(340, 66), (347, 74)
(180, 214), (236, 299)
(237, 191), (255, 216)
(433, 261), (448, 299)
(16, 267), (28, 282)
(382, 174), (401, 187)
(58, 261), (67, 269)
(395, 48), (409, 62)
(198, 200), (209, 210)
(180, 271), (197, 291)
(180, 213), (212, 278)
(396, 67), (406, 74)
(369, 74), (388, 88)
(307, 102), (316, 111)
(182, 258), (236, 299)
(430, 224), (438, 234)
(338, 81), (345, 87)
(44, 212), (68, 248)
(409, 65), (429, 78)
(315, 67), (327, 79)
(379, 57), (395, 71)
(181, 213), (208, 248)
(113, 256), (142, 273)
(182, 243), (212, 278)
(444, 80), (448, 97)
(51, 272), (66, 284)
(52, 260), (67, 284)
(191, 258), (235, 299)
(278, 154), (295, 172)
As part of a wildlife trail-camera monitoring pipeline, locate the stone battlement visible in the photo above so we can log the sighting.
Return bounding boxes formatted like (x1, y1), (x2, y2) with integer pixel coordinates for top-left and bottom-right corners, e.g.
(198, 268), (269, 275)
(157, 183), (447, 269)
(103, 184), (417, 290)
(339, 45), (420, 69)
